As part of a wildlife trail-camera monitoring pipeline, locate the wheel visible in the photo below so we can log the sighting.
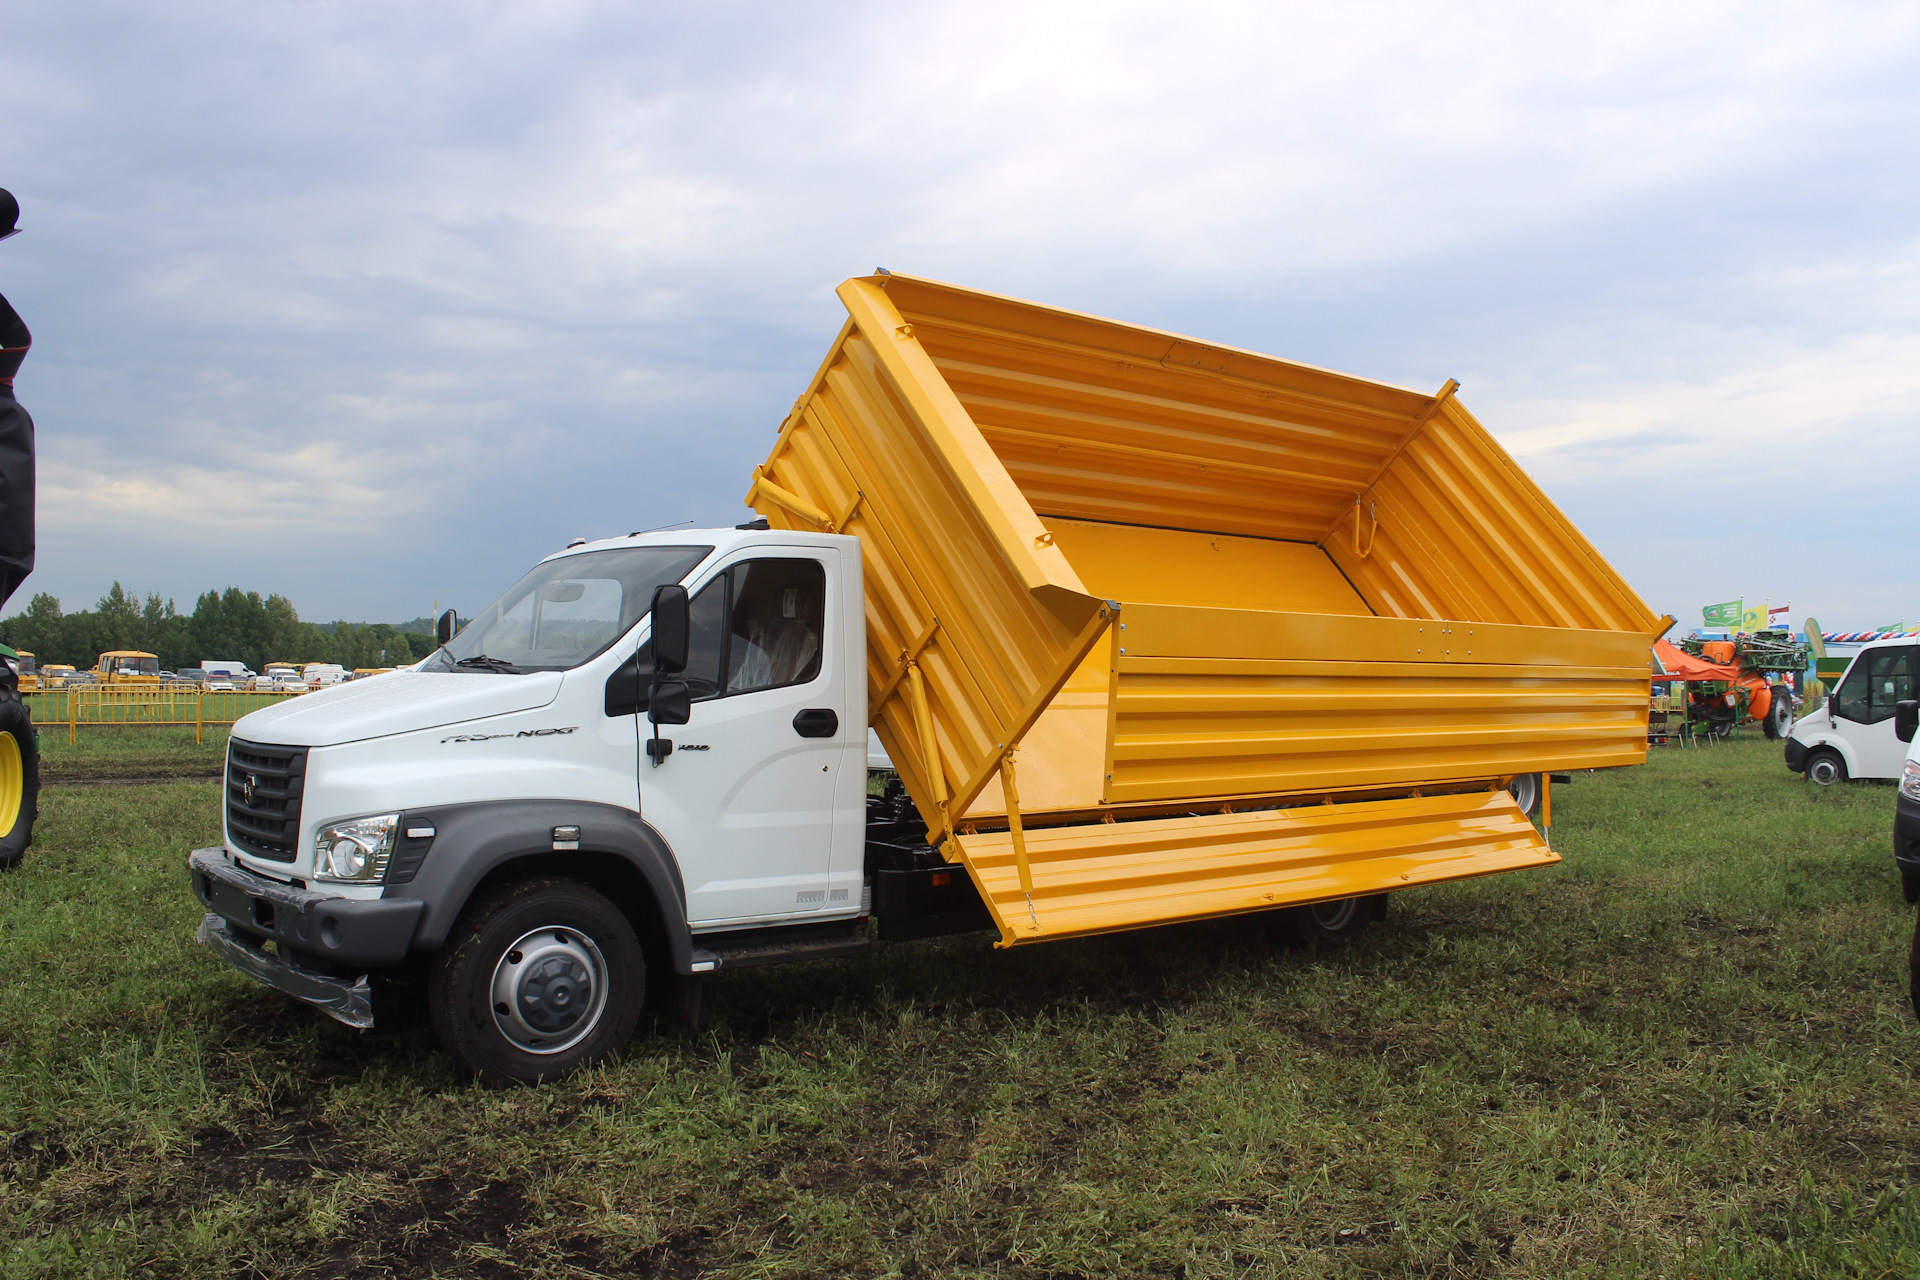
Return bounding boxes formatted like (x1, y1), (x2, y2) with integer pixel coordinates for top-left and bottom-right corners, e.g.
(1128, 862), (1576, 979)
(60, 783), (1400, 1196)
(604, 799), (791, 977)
(429, 878), (645, 1086)
(1283, 894), (1382, 948)
(1762, 685), (1792, 739)
(1804, 748), (1846, 787)
(0, 687), (40, 869)
(1507, 772), (1542, 818)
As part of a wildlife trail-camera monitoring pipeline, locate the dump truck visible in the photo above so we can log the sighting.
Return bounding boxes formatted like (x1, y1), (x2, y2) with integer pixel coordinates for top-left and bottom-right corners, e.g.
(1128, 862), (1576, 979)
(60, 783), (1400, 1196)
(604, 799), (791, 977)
(187, 273), (1663, 1084)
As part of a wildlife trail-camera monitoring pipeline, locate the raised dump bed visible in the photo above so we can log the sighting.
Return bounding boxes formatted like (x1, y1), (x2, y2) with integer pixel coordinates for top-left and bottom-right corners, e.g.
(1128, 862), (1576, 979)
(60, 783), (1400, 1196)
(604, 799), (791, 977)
(750, 273), (1664, 946)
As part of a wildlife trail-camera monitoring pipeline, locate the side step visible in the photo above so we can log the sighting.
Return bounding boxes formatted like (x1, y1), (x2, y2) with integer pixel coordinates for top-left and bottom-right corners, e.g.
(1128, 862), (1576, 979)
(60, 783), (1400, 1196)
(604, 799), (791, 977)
(950, 789), (1554, 947)
(689, 919), (872, 972)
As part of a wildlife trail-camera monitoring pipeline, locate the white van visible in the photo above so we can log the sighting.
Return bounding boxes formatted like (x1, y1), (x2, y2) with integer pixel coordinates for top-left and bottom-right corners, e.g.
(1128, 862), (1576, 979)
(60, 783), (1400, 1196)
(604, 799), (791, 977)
(1785, 636), (1920, 784)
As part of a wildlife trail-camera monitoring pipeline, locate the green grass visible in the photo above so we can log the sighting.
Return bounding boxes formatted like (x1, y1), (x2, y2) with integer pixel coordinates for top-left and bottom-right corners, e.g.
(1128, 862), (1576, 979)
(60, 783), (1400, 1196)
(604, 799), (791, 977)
(2, 737), (1916, 1277)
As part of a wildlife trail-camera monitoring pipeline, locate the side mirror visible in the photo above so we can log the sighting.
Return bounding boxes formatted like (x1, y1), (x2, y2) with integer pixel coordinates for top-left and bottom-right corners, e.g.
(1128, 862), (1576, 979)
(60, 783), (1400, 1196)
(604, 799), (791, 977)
(650, 585), (689, 675)
(1897, 699), (1918, 744)
(436, 609), (459, 646)
(649, 680), (691, 726)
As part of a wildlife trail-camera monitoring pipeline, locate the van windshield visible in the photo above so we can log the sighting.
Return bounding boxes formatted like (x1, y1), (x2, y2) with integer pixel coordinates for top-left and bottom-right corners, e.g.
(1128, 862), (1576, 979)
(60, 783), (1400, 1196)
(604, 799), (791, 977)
(427, 545), (712, 674)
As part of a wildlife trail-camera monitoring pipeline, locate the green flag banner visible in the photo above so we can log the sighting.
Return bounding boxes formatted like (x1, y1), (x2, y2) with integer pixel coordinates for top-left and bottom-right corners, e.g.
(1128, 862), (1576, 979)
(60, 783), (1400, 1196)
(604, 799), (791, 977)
(1702, 599), (1742, 627)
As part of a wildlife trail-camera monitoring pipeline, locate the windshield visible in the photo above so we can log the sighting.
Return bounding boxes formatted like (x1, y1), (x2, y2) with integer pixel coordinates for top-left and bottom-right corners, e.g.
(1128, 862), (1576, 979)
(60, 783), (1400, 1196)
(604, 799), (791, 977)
(429, 544), (712, 673)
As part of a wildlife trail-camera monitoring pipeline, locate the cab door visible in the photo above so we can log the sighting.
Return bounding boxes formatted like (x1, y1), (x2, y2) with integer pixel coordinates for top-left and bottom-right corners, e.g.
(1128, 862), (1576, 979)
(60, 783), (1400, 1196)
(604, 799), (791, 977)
(1830, 646), (1920, 779)
(639, 550), (853, 927)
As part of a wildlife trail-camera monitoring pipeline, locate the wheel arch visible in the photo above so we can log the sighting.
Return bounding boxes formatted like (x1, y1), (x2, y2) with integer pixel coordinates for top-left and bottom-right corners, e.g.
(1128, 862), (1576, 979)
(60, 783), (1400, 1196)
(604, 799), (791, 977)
(1801, 732), (1860, 778)
(383, 799), (695, 973)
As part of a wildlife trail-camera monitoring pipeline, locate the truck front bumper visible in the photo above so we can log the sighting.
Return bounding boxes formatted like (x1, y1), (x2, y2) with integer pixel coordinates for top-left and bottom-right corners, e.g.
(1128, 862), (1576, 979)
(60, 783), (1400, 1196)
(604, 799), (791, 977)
(188, 847), (424, 1025)
(1784, 738), (1809, 773)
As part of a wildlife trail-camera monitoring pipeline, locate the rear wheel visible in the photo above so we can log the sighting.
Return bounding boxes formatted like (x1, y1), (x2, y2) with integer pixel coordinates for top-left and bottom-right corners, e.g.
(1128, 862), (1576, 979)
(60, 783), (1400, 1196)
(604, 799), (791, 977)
(429, 878), (644, 1086)
(0, 688), (40, 869)
(1507, 772), (1542, 818)
(1284, 895), (1382, 948)
(1763, 685), (1792, 739)
(1805, 748), (1846, 787)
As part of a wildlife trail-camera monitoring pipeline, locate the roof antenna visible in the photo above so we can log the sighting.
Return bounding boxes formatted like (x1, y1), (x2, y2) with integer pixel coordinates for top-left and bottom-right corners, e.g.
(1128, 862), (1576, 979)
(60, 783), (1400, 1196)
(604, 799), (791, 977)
(629, 519), (694, 537)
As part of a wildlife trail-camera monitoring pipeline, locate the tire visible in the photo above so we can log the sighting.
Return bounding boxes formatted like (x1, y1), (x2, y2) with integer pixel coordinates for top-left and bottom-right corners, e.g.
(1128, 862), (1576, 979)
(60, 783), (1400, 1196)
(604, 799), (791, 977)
(1805, 748), (1846, 787)
(1507, 772), (1542, 819)
(0, 687), (40, 869)
(429, 878), (645, 1086)
(1284, 894), (1382, 948)
(1763, 685), (1792, 739)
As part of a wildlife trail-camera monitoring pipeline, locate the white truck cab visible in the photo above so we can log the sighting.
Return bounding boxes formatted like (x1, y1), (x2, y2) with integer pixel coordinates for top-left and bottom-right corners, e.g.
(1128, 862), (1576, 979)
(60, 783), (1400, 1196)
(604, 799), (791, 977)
(189, 526), (893, 1084)
(1784, 636), (1920, 784)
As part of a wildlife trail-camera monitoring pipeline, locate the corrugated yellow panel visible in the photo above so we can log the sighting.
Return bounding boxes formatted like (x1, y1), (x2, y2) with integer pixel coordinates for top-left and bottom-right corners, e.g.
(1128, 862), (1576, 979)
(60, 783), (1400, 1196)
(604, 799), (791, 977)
(1324, 399), (1658, 632)
(749, 280), (1106, 836)
(953, 790), (1554, 946)
(1107, 604), (1649, 803)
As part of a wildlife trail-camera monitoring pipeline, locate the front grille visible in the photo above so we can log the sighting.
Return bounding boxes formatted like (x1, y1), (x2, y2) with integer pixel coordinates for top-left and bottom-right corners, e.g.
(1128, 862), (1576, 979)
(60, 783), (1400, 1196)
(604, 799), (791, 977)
(226, 739), (309, 862)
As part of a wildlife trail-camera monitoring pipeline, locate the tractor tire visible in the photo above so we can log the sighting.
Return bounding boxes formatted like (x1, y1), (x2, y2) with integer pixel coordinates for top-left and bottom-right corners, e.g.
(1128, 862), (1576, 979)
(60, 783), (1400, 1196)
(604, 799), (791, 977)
(0, 686), (39, 869)
(1763, 684), (1792, 739)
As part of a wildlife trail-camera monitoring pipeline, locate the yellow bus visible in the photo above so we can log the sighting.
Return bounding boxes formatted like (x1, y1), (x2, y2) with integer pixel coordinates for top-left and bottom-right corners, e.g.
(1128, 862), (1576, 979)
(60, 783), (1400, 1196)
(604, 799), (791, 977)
(94, 651), (162, 685)
(40, 664), (75, 689)
(12, 650), (35, 692)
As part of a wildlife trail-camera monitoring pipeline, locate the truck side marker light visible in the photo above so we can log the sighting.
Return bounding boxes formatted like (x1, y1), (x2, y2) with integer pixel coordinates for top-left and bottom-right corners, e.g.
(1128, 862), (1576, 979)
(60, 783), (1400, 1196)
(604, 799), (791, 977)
(552, 825), (581, 851)
(690, 960), (716, 973)
(405, 827), (435, 840)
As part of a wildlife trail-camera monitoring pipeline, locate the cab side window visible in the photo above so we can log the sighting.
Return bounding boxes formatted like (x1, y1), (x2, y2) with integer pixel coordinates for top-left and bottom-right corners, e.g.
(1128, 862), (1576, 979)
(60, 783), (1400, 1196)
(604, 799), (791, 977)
(1866, 647), (1919, 724)
(1834, 659), (1871, 723)
(726, 560), (826, 693)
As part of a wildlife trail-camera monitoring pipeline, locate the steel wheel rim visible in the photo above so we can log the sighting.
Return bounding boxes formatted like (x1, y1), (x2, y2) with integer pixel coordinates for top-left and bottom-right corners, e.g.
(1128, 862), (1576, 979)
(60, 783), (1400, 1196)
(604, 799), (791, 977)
(1308, 897), (1358, 931)
(1809, 758), (1838, 785)
(489, 925), (610, 1055)
(1507, 773), (1537, 814)
(0, 732), (21, 835)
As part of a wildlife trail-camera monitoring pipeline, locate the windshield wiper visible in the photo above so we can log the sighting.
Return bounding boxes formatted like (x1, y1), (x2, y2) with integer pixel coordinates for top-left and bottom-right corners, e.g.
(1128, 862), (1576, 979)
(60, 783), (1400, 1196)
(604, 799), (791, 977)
(453, 654), (526, 674)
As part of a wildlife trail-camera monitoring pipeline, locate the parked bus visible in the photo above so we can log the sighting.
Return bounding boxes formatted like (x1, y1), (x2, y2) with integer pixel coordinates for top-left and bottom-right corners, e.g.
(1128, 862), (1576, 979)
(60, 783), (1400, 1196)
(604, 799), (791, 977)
(94, 651), (161, 685)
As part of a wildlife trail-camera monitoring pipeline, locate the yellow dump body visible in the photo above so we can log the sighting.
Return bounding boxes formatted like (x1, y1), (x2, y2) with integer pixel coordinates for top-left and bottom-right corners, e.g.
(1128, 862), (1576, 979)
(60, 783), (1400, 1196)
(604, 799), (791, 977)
(751, 273), (1662, 946)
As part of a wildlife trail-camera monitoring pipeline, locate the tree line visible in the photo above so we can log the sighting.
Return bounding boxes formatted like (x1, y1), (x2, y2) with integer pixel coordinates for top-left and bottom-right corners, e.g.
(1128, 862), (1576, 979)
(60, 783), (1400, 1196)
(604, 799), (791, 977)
(0, 583), (439, 673)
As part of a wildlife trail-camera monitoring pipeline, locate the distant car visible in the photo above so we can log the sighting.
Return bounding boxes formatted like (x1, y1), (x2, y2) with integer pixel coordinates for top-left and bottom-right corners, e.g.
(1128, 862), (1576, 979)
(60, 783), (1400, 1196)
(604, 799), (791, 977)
(205, 679), (236, 693)
(177, 668), (207, 683)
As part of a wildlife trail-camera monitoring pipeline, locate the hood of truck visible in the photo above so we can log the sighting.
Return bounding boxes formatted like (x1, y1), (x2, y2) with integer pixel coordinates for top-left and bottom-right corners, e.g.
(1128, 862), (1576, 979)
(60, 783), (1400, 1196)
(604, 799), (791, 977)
(229, 671), (564, 747)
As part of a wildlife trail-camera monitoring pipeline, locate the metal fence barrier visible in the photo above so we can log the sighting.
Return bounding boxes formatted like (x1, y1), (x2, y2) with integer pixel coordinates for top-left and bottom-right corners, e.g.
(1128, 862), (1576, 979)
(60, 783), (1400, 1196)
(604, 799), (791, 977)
(27, 688), (305, 743)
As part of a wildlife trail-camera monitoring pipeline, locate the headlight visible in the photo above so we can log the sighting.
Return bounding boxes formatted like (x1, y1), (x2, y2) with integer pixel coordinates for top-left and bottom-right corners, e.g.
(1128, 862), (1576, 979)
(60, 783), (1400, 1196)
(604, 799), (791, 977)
(314, 814), (399, 882)
(1903, 760), (1920, 804)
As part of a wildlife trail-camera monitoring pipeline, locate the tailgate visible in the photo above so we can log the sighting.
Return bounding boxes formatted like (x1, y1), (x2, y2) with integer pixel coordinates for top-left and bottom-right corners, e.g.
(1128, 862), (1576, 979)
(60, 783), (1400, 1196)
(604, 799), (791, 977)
(949, 789), (1553, 946)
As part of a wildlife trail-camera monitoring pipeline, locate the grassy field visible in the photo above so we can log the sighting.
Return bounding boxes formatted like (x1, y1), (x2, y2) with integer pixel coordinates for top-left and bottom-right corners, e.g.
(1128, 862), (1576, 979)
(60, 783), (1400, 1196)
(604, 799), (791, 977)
(1, 735), (1916, 1277)
(32, 725), (230, 783)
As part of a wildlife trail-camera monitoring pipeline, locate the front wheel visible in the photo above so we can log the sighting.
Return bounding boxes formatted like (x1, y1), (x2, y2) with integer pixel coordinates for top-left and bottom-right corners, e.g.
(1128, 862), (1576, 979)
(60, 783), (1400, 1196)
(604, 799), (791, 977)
(1805, 748), (1846, 787)
(429, 878), (645, 1086)
(0, 688), (40, 869)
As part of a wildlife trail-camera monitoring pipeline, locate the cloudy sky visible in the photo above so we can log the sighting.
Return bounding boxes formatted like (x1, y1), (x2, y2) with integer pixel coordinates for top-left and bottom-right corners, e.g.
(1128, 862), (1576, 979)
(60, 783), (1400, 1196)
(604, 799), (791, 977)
(2, 1), (1916, 631)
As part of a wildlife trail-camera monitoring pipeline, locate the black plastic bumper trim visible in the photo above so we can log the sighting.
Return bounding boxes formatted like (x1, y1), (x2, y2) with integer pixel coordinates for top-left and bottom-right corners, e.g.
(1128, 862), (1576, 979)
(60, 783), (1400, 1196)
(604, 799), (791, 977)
(196, 913), (373, 1028)
(1784, 738), (1809, 773)
(189, 847), (422, 968)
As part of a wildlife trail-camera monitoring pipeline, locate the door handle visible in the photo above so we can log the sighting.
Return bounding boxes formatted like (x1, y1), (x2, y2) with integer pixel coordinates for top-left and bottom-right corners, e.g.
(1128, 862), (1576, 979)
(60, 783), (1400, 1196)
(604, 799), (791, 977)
(792, 708), (839, 738)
